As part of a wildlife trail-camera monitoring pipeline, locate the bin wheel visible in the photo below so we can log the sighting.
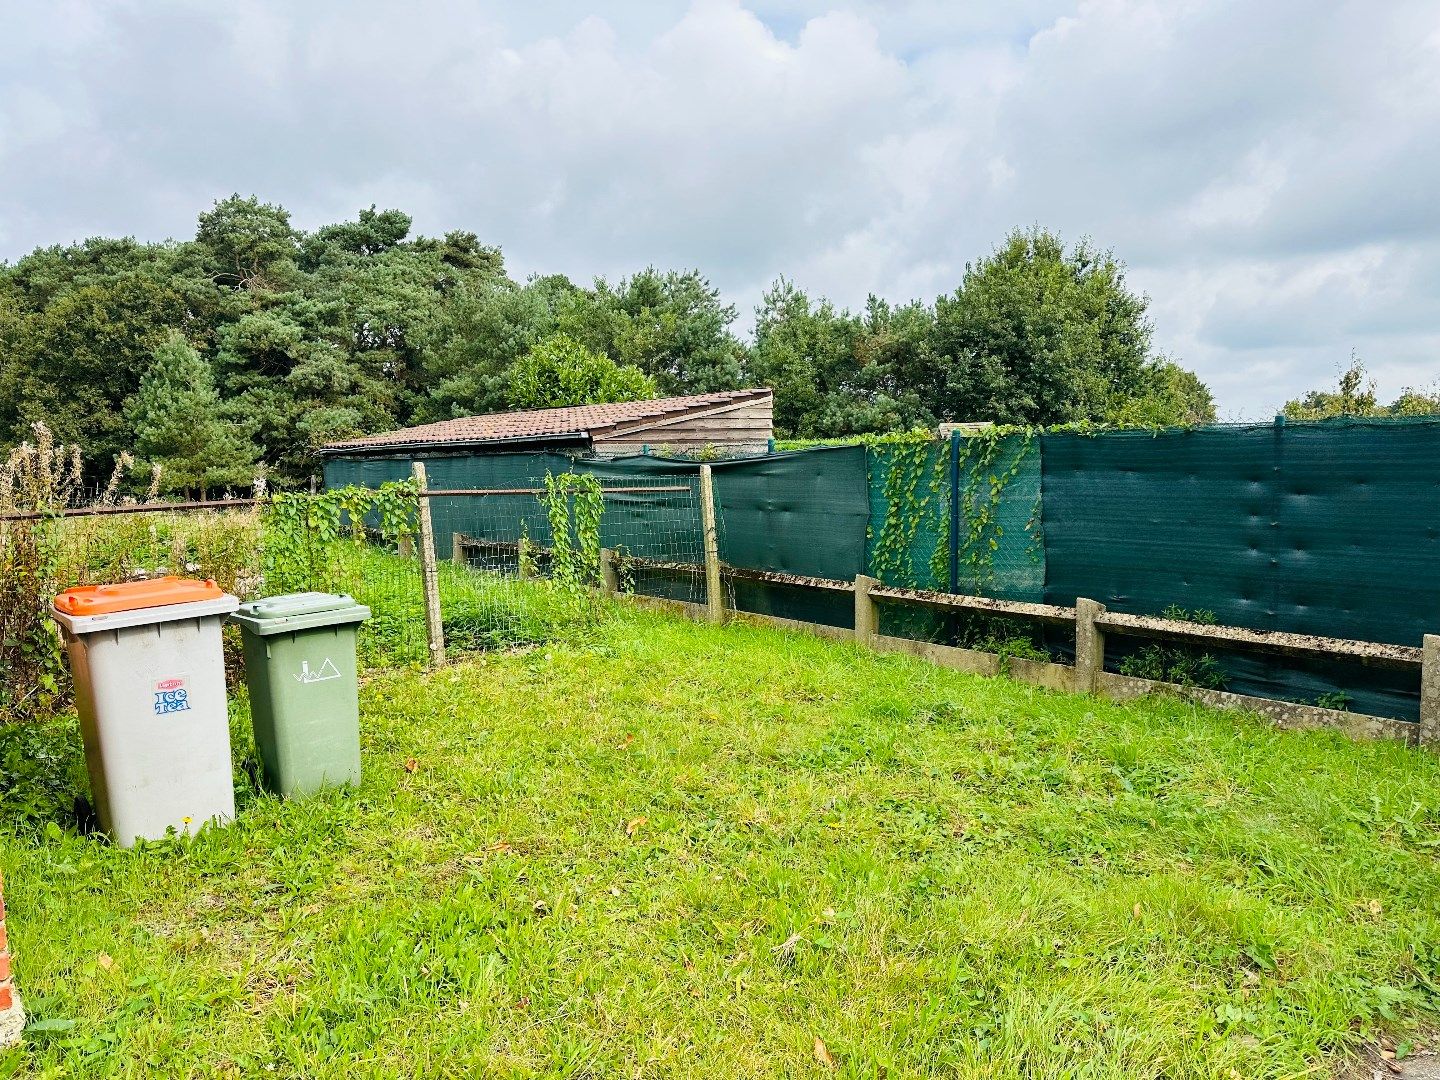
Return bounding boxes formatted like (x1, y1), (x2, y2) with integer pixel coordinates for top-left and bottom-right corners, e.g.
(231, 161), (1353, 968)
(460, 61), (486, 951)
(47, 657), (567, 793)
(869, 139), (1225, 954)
(73, 796), (100, 836)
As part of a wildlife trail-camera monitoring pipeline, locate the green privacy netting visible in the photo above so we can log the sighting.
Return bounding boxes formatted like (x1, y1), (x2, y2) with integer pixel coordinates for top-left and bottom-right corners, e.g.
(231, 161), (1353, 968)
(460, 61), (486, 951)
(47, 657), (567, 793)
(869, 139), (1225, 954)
(1041, 418), (1440, 721)
(864, 436), (1043, 600)
(324, 446), (870, 628)
(325, 418), (1438, 722)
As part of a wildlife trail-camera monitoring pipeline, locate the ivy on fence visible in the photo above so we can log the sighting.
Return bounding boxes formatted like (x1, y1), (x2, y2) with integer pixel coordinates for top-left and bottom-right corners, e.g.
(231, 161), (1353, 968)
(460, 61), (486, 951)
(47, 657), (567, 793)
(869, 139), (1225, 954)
(261, 480), (418, 594)
(540, 472), (604, 594)
(952, 428), (1037, 596)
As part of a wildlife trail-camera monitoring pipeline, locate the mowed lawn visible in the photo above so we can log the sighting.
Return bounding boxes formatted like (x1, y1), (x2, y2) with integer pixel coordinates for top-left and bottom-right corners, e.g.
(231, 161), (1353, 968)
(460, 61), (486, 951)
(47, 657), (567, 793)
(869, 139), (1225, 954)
(4, 607), (1440, 1078)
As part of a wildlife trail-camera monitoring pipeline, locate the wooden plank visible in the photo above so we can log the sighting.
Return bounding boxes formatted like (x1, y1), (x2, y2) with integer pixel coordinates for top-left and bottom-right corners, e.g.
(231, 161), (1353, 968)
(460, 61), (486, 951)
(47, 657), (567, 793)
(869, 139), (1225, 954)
(0, 498), (257, 522)
(1095, 610), (1423, 669)
(419, 486), (689, 497)
(411, 462), (446, 667)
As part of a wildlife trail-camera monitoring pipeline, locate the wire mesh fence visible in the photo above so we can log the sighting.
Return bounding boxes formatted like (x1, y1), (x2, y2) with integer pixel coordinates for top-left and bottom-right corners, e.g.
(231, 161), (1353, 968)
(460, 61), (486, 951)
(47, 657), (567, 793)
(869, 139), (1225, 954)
(0, 468), (724, 723)
(445, 472), (724, 645)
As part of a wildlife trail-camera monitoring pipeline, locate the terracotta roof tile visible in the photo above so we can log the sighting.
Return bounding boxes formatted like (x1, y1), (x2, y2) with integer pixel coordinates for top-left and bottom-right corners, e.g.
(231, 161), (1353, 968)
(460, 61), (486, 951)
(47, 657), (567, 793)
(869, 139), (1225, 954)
(323, 389), (771, 452)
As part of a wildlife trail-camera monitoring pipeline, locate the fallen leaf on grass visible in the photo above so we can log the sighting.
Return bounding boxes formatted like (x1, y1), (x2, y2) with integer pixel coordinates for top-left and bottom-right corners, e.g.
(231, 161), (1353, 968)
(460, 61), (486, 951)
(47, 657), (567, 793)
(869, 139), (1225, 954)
(625, 816), (647, 837)
(403, 758), (419, 773)
(1133, 903), (1142, 918)
(97, 952), (114, 971)
(814, 1037), (837, 1069)
(488, 841), (513, 854)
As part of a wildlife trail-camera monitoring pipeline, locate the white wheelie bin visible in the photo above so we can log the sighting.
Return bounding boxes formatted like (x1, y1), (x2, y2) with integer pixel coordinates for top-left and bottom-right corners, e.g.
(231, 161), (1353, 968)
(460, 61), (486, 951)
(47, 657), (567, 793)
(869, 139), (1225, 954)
(50, 577), (240, 847)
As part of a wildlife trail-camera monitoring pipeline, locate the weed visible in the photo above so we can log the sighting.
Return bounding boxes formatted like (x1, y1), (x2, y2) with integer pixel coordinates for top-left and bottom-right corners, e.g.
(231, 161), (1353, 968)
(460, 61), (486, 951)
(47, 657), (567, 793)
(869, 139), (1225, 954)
(1118, 607), (1228, 690)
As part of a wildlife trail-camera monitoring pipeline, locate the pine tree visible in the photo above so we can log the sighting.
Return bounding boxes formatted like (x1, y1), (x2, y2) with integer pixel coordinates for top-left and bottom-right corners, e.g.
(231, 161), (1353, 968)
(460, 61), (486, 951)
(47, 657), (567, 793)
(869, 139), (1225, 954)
(126, 332), (257, 498)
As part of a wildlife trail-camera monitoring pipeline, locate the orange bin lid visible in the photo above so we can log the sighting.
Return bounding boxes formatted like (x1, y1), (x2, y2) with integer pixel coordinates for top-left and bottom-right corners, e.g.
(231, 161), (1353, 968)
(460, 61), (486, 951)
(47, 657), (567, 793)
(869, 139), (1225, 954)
(54, 576), (225, 616)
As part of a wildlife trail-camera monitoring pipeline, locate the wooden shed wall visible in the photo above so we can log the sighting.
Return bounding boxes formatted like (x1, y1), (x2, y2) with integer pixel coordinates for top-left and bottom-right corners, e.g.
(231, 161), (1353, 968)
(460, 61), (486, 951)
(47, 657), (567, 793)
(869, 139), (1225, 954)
(596, 398), (773, 456)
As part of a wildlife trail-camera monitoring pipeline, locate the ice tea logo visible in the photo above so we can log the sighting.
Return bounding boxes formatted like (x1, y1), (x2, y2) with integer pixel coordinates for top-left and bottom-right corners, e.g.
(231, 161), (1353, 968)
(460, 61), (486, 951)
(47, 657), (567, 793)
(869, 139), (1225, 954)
(153, 676), (191, 715)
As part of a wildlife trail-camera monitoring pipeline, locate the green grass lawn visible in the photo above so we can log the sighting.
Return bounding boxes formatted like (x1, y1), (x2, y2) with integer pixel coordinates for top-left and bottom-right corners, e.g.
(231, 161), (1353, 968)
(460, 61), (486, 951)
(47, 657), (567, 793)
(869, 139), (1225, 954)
(3, 603), (1440, 1078)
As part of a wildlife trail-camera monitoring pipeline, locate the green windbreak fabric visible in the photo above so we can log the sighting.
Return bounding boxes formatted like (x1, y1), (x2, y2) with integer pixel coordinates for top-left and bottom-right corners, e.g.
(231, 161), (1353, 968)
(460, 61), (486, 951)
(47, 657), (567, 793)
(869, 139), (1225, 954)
(572, 447), (869, 581)
(577, 447), (869, 627)
(866, 443), (948, 589)
(1040, 419), (1440, 720)
(957, 435), (1044, 602)
(325, 446), (870, 628)
(324, 453), (573, 560)
(865, 436), (1044, 602)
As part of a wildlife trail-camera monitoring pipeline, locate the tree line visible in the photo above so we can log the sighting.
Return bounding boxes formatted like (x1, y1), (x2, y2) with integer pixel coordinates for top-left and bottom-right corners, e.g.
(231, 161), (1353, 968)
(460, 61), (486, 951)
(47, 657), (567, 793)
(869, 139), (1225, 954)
(0, 196), (1216, 493)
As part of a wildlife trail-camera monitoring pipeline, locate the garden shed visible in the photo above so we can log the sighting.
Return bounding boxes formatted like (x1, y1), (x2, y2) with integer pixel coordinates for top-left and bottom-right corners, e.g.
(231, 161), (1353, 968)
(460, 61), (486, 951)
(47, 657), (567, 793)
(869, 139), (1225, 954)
(321, 388), (774, 460)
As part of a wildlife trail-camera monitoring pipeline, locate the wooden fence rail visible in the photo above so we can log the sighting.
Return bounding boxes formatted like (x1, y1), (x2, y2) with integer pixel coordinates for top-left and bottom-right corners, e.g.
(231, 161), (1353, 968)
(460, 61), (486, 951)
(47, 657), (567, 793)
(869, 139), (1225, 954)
(0, 498), (258, 522)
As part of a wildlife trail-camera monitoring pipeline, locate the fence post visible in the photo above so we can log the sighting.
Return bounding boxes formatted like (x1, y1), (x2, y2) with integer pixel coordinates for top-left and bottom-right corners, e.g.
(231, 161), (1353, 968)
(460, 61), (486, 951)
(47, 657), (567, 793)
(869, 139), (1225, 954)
(699, 464), (725, 623)
(1075, 597), (1105, 695)
(948, 429), (962, 594)
(1422, 635), (1440, 747)
(410, 461), (446, 668)
(0, 871), (22, 1047)
(599, 547), (620, 596)
(451, 532), (466, 567)
(854, 574), (878, 645)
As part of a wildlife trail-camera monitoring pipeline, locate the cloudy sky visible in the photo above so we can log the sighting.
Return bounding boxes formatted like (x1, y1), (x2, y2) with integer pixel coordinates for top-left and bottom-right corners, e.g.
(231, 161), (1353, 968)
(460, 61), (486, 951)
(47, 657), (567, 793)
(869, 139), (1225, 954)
(3, 0), (1438, 417)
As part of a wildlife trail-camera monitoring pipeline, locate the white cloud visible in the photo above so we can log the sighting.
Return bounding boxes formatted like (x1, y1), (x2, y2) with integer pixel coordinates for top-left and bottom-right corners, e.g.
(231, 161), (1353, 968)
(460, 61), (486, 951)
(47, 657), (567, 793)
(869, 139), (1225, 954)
(2, 0), (1439, 415)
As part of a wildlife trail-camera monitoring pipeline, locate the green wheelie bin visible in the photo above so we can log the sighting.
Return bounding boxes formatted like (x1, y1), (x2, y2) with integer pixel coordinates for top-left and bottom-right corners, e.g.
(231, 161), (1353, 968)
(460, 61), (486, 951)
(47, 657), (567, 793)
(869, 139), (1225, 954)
(231, 592), (371, 798)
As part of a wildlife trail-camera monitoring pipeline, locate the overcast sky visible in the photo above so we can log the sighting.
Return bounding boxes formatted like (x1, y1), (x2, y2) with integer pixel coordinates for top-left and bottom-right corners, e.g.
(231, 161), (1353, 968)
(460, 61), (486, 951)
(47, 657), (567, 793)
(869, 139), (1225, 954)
(3, 1), (1439, 417)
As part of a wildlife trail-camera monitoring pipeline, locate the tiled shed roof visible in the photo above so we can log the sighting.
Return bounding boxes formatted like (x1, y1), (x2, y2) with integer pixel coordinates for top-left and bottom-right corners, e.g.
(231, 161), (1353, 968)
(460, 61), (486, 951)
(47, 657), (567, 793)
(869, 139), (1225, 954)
(322, 388), (772, 453)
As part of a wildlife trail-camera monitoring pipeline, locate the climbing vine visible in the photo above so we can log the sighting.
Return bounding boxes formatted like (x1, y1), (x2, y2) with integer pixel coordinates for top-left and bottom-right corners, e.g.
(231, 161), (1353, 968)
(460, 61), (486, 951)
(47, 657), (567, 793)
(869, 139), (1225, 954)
(867, 428), (1043, 597)
(951, 428), (1036, 595)
(261, 479), (418, 594)
(869, 436), (949, 588)
(539, 472), (604, 594)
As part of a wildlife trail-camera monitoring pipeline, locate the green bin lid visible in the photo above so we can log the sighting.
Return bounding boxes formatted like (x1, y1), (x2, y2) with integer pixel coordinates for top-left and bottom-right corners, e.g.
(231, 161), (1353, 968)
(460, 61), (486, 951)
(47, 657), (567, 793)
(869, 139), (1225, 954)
(237, 592), (358, 620)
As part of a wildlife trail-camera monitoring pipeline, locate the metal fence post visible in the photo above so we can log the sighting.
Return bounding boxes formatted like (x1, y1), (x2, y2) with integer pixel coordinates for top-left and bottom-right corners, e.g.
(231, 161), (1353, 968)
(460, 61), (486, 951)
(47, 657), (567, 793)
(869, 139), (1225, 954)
(1075, 597), (1105, 694)
(699, 464), (725, 623)
(854, 574), (878, 645)
(948, 429), (962, 594)
(410, 461), (446, 667)
(1421, 635), (1440, 746)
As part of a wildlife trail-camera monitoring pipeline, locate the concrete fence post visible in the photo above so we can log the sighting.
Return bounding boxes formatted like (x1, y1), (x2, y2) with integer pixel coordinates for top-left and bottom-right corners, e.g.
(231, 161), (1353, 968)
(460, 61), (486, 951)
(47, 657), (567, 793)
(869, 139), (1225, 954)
(1075, 598), (1106, 695)
(1421, 635), (1440, 747)
(451, 532), (466, 567)
(854, 575), (879, 645)
(0, 871), (22, 1046)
